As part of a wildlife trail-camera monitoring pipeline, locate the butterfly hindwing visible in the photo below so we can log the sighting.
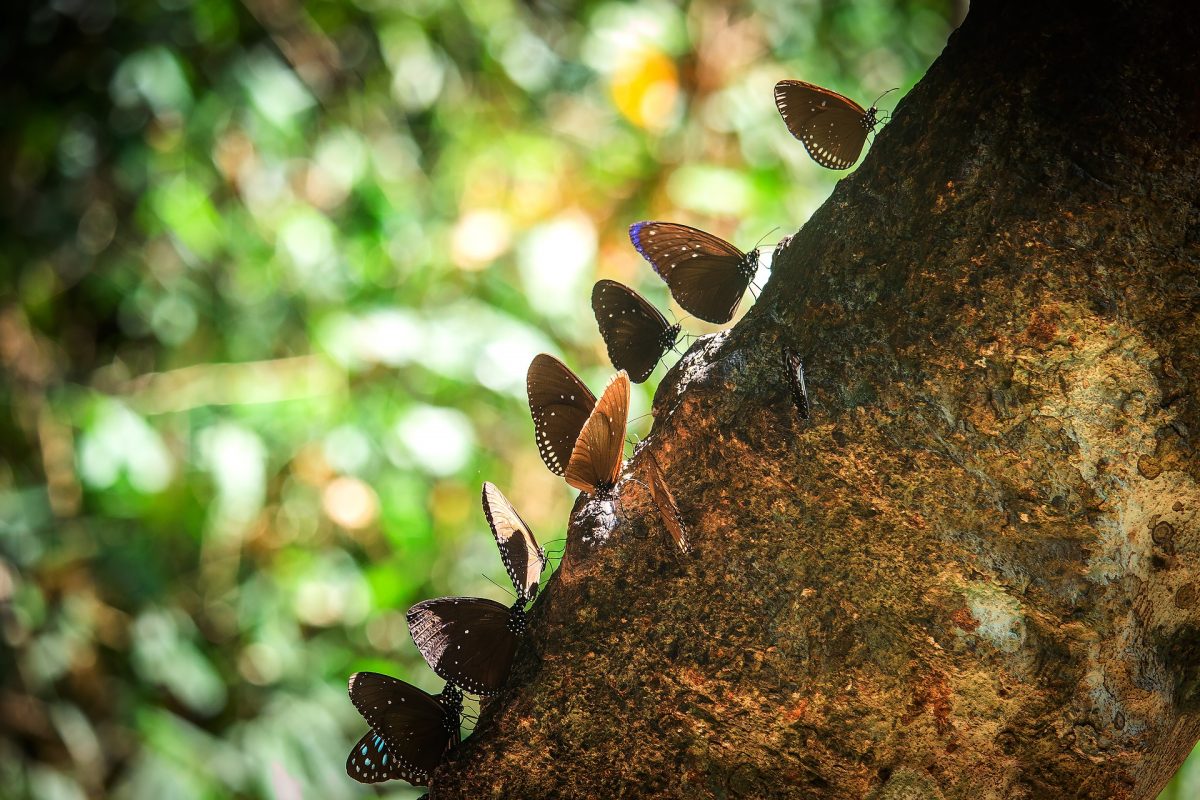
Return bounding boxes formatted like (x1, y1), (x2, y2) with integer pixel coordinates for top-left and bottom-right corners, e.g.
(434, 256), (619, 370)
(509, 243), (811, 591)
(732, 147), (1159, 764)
(646, 454), (688, 554)
(527, 354), (597, 476)
(407, 597), (525, 697)
(774, 80), (875, 170)
(347, 729), (404, 784)
(564, 371), (630, 496)
(346, 672), (461, 786)
(482, 481), (546, 603)
(628, 222), (757, 324)
(591, 280), (679, 383)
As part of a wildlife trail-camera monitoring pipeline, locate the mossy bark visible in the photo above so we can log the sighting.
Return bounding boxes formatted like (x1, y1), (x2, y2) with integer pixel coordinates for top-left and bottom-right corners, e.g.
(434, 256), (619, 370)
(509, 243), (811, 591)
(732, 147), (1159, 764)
(436, 0), (1200, 796)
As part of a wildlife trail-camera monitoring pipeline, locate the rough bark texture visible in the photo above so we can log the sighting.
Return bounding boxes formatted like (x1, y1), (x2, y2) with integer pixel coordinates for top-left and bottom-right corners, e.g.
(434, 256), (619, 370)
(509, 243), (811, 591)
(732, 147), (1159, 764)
(436, 0), (1200, 797)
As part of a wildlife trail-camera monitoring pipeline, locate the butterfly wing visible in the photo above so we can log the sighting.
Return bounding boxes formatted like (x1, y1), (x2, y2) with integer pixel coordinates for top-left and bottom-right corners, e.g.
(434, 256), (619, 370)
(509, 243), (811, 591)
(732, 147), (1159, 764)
(482, 481), (546, 603)
(774, 80), (870, 170)
(646, 454), (689, 554)
(407, 597), (523, 696)
(346, 729), (405, 784)
(591, 280), (676, 383)
(346, 672), (457, 785)
(628, 222), (756, 324)
(526, 354), (597, 476)
(782, 347), (810, 420)
(564, 371), (630, 495)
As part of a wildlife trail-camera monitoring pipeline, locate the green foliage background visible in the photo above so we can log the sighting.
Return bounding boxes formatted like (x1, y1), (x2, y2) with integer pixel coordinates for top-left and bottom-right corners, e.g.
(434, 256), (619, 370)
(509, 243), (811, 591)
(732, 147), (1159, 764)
(1, 1), (1193, 797)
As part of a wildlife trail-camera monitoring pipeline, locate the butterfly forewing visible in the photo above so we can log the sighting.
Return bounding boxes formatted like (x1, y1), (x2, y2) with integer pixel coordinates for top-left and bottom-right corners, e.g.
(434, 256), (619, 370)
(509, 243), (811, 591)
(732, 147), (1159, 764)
(591, 280), (678, 383)
(628, 222), (757, 324)
(564, 371), (630, 495)
(783, 347), (810, 420)
(774, 80), (873, 170)
(346, 672), (460, 785)
(481, 481), (546, 603)
(646, 454), (689, 553)
(527, 354), (597, 476)
(407, 597), (524, 696)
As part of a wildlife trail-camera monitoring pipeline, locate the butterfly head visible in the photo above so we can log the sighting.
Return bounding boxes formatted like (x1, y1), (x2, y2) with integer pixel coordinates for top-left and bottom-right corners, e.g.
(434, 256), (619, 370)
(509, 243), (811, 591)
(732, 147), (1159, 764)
(864, 88), (898, 131)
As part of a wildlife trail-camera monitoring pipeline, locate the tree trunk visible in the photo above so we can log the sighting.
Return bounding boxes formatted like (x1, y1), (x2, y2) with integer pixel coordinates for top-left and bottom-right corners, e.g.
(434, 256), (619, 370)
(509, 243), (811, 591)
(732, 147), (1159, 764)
(436, 0), (1200, 796)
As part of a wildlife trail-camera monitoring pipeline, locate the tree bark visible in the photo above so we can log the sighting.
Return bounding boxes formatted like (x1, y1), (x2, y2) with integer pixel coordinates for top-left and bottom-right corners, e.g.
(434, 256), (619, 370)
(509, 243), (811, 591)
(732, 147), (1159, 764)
(436, 0), (1200, 797)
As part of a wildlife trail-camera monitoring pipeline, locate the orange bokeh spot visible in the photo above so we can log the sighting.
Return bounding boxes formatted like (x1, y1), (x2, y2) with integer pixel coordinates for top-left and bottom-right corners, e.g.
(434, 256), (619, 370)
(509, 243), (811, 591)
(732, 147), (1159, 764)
(610, 47), (679, 132)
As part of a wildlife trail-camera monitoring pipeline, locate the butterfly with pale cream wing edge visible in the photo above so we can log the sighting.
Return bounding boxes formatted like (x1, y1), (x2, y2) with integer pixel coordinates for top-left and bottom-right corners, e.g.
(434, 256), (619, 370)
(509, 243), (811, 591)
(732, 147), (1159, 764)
(564, 370), (630, 498)
(346, 672), (462, 786)
(591, 279), (681, 383)
(628, 222), (759, 325)
(482, 481), (547, 603)
(774, 80), (889, 170)
(526, 354), (596, 477)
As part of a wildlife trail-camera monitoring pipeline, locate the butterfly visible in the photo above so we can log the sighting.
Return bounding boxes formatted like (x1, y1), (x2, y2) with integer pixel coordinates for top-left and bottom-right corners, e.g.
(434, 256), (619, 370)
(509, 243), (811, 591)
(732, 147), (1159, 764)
(646, 453), (688, 554)
(527, 354), (597, 477)
(564, 371), (630, 497)
(482, 481), (547, 603)
(773, 80), (887, 170)
(782, 346), (810, 420)
(407, 596), (527, 696)
(345, 672), (462, 786)
(591, 279), (681, 383)
(628, 222), (759, 324)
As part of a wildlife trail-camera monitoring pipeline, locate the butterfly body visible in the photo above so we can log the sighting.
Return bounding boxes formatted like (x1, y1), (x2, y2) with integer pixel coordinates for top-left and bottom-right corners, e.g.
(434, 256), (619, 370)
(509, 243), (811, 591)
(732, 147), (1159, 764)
(407, 596), (527, 696)
(482, 481), (547, 603)
(628, 222), (759, 324)
(591, 279), (681, 383)
(774, 80), (881, 170)
(346, 673), (462, 786)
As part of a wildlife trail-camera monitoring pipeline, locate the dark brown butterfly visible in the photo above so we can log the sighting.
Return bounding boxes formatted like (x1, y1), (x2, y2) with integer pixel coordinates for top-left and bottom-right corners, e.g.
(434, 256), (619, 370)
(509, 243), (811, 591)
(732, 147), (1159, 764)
(482, 481), (546, 603)
(346, 672), (462, 786)
(646, 453), (688, 554)
(591, 279), (681, 383)
(526, 354), (597, 477)
(782, 346), (810, 420)
(407, 597), (526, 696)
(628, 222), (759, 324)
(774, 80), (886, 170)
(564, 371), (630, 497)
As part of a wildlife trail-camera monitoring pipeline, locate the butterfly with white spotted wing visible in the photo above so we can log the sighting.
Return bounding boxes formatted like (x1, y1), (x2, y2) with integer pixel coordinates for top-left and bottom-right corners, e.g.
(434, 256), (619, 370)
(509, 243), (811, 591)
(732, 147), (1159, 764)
(345, 672), (462, 786)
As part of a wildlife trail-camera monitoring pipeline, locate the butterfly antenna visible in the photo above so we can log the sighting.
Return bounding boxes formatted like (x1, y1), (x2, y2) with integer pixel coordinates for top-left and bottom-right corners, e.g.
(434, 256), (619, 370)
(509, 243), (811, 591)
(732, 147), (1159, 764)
(481, 573), (516, 599)
(871, 87), (900, 109)
(751, 227), (780, 254)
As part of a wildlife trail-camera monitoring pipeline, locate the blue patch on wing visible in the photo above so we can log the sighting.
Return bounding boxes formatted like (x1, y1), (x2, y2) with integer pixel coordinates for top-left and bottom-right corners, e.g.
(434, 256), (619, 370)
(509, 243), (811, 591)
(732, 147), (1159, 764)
(628, 222), (658, 274)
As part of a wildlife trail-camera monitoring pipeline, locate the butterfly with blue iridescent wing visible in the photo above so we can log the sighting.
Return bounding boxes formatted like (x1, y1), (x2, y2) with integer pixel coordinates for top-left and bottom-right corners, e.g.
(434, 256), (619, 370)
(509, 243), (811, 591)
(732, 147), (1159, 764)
(345, 672), (462, 786)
